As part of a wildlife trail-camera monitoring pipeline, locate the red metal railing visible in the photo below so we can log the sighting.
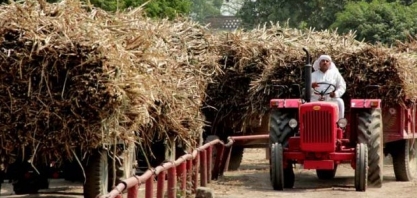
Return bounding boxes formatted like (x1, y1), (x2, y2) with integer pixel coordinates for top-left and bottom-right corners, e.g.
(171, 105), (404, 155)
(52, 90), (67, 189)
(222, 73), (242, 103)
(99, 134), (269, 198)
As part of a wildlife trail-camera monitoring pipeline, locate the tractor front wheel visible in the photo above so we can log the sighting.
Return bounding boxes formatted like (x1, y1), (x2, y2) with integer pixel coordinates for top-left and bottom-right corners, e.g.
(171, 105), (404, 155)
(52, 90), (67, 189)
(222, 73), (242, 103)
(270, 143), (284, 190)
(355, 143), (368, 191)
(270, 143), (294, 190)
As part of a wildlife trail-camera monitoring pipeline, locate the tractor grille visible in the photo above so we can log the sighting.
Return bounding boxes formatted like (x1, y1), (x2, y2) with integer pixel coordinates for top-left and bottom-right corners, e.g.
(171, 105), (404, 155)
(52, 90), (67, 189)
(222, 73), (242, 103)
(302, 111), (332, 143)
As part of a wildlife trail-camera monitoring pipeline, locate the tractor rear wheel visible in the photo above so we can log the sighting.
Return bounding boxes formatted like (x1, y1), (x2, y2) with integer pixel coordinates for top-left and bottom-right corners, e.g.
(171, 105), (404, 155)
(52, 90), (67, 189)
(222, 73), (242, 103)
(269, 109), (296, 147)
(269, 109), (296, 189)
(390, 139), (417, 181)
(357, 109), (383, 187)
(355, 143), (368, 191)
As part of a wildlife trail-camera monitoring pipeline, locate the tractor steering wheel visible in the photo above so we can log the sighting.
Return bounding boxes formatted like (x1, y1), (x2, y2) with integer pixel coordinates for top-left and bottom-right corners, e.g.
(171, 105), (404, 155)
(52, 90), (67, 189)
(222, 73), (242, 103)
(313, 82), (336, 96)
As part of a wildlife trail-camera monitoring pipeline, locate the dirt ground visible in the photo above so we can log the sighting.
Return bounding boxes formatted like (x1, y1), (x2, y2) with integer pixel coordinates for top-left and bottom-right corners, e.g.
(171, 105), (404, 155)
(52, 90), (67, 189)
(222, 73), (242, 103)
(1, 148), (416, 198)
(208, 148), (417, 198)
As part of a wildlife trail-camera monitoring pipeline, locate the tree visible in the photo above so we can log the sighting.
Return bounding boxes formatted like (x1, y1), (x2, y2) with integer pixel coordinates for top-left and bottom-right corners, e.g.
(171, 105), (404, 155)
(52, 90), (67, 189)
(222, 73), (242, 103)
(85, 0), (191, 19)
(0, 0), (192, 20)
(331, 0), (417, 45)
(236, 0), (352, 30)
(190, 0), (223, 23)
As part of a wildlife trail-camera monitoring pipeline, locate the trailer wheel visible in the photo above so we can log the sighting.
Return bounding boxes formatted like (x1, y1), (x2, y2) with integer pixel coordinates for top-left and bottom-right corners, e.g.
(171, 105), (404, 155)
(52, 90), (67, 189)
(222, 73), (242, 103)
(10, 161), (49, 195)
(355, 143), (368, 191)
(228, 147), (244, 171)
(390, 139), (417, 181)
(269, 109), (296, 147)
(316, 165), (337, 180)
(357, 109), (383, 187)
(204, 135), (244, 171)
(83, 149), (109, 198)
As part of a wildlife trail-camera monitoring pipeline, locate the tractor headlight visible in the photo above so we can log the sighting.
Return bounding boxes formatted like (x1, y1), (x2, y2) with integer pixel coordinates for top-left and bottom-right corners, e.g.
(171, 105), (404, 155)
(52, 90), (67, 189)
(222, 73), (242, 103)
(337, 118), (348, 128)
(289, 118), (298, 128)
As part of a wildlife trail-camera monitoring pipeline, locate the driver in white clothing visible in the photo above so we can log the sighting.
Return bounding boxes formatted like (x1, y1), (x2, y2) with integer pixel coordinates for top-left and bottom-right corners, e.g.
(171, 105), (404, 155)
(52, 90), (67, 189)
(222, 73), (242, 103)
(311, 55), (346, 119)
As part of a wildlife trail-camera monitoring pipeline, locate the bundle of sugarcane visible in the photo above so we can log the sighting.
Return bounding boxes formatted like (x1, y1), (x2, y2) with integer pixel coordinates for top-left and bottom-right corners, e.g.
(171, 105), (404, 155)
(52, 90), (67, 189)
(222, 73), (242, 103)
(109, 10), (221, 149)
(0, 0), (219, 164)
(246, 25), (417, 124)
(201, 32), (269, 135)
(202, 24), (365, 133)
(204, 24), (417, 134)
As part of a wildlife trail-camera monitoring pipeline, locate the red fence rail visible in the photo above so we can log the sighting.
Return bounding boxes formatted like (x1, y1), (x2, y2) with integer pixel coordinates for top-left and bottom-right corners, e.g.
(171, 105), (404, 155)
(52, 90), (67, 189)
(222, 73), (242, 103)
(99, 134), (269, 198)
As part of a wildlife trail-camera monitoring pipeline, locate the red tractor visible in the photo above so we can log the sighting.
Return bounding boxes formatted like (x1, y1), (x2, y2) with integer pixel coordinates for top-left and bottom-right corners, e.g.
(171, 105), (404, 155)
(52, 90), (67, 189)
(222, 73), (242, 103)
(268, 48), (385, 191)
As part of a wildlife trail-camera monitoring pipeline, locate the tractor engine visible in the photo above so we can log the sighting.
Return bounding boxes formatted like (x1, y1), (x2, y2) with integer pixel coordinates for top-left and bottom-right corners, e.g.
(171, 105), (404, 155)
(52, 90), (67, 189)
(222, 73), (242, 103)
(299, 102), (339, 152)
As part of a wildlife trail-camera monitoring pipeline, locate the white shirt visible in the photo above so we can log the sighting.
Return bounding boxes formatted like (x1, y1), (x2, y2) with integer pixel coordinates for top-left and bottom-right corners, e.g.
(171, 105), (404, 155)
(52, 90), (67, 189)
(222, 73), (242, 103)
(311, 69), (346, 101)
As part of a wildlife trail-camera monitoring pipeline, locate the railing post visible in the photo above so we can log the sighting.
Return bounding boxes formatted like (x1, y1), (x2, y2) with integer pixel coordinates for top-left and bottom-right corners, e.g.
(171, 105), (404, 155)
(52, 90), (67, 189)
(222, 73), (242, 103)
(200, 150), (207, 187)
(145, 174), (154, 198)
(177, 162), (187, 195)
(156, 171), (165, 198)
(212, 144), (224, 180)
(207, 145), (213, 183)
(168, 167), (177, 198)
(192, 152), (199, 193)
(127, 182), (139, 198)
(186, 159), (193, 196)
(219, 146), (232, 176)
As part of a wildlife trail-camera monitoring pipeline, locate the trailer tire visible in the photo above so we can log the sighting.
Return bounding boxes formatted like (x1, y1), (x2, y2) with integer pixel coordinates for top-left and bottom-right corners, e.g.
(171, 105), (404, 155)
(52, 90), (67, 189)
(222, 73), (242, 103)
(228, 147), (244, 171)
(357, 109), (383, 187)
(269, 109), (296, 147)
(204, 135), (244, 171)
(390, 139), (417, 181)
(83, 149), (109, 198)
(84, 146), (136, 198)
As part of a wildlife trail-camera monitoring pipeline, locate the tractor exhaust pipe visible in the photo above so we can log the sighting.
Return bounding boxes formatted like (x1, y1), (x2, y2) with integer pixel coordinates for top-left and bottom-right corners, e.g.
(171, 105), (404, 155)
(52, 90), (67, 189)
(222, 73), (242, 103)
(303, 48), (312, 103)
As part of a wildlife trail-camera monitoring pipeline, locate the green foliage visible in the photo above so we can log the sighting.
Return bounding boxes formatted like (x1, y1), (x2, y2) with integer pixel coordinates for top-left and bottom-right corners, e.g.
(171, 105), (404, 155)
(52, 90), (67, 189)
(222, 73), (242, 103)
(190, 0), (222, 23)
(331, 0), (417, 44)
(0, 0), (191, 20)
(86, 0), (191, 19)
(236, 0), (352, 30)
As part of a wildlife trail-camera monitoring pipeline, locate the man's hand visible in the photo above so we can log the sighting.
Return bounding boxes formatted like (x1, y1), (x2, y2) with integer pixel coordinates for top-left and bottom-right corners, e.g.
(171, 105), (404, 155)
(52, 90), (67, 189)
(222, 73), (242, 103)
(330, 91), (336, 98)
(312, 82), (319, 88)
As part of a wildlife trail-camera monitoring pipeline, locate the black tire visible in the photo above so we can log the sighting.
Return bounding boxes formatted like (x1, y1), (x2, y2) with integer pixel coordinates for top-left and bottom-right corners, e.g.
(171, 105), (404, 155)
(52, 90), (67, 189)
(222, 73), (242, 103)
(11, 162), (49, 195)
(269, 110), (296, 147)
(204, 135), (244, 171)
(316, 165), (337, 180)
(228, 146), (244, 171)
(355, 143), (368, 192)
(390, 139), (417, 181)
(270, 143), (294, 190)
(357, 109), (383, 187)
(270, 143), (284, 190)
(83, 149), (109, 198)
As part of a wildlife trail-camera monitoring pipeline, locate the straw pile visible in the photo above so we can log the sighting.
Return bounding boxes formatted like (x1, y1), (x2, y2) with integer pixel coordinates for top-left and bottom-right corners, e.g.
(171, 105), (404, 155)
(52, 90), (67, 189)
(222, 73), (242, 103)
(0, 0), (219, 164)
(203, 24), (417, 133)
